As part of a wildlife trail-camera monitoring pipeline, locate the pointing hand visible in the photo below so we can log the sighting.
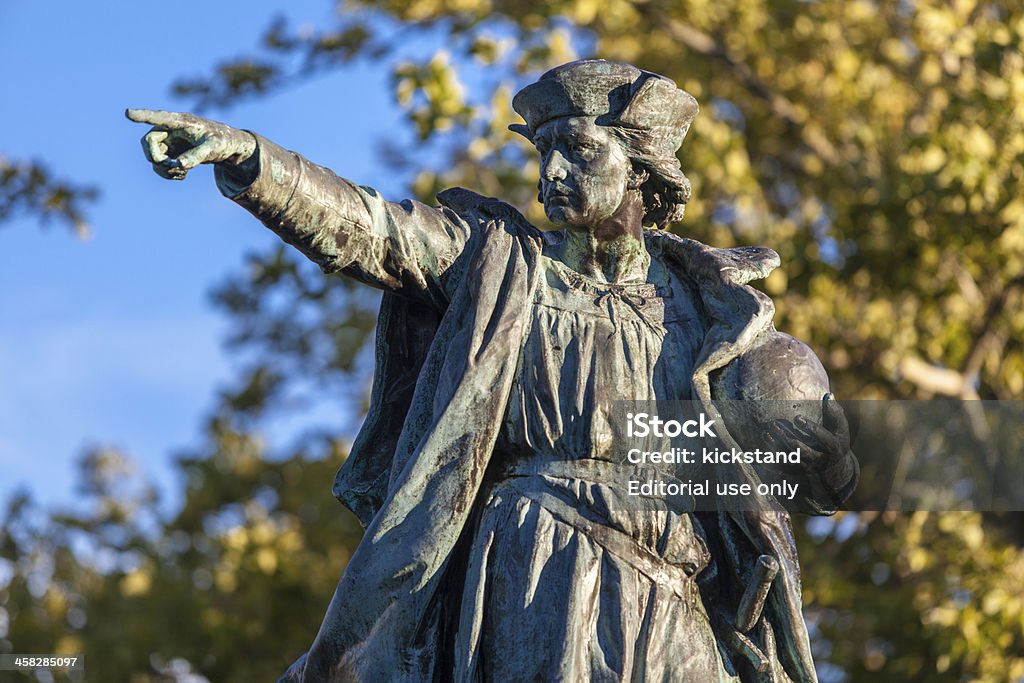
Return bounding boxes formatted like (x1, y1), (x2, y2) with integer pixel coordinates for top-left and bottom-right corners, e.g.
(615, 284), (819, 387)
(126, 109), (256, 181)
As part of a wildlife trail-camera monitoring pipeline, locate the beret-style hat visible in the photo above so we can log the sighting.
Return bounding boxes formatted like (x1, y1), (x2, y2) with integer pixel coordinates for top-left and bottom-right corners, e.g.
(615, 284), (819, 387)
(510, 59), (699, 157)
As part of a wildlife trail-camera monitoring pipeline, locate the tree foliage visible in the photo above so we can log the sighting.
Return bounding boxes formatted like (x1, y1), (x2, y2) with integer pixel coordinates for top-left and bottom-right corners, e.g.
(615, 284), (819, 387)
(1, 438), (363, 681)
(0, 156), (98, 237)
(3, 1), (1024, 681)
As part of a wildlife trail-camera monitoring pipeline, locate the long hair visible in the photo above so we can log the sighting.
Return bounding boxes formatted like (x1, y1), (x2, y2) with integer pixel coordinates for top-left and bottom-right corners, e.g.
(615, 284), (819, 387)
(607, 126), (692, 228)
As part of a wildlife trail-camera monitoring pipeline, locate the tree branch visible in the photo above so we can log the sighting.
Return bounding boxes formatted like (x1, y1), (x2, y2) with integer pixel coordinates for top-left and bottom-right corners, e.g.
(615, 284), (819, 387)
(898, 355), (976, 398)
(640, 9), (842, 166)
(961, 275), (1024, 380)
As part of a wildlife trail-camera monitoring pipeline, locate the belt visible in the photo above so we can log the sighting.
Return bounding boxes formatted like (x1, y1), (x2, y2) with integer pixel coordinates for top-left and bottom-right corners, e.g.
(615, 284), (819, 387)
(505, 457), (695, 514)
(499, 458), (708, 596)
(507, 486), (702, 600)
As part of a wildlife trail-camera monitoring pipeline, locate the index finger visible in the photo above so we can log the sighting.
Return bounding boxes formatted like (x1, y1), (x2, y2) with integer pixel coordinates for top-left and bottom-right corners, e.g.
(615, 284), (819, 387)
(125, 108), (192, 129)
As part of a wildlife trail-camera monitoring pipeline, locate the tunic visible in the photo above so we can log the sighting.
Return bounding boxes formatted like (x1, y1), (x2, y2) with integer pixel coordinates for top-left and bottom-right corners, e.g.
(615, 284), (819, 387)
(454, 252), (739, 682)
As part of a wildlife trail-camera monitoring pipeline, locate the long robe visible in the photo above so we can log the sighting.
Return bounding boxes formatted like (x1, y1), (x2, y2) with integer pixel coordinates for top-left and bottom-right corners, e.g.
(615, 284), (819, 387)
(217, 138), (854, 683)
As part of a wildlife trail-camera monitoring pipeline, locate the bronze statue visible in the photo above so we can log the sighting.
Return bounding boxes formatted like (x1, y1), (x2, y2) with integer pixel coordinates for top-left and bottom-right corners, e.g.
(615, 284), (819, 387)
(129, 59), (857, 683)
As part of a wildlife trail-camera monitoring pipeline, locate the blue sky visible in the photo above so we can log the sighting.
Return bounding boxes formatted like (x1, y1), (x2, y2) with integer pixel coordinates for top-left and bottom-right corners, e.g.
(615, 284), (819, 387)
(0, 1), (417, 509)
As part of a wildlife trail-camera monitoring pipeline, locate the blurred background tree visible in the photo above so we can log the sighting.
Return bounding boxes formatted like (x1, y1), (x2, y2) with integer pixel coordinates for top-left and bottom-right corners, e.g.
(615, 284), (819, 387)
(0, 156), (97, 238)
(2, 0), (1023, 680)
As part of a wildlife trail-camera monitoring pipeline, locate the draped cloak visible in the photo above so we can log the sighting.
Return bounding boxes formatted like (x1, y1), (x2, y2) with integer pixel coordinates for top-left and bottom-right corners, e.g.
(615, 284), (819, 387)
(217, 138), (842, 683)
(320, 190), (821, 683)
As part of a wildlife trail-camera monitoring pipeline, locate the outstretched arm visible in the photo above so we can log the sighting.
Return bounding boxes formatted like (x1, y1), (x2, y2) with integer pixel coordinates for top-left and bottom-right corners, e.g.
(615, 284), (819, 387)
(127, 109), (470, 308)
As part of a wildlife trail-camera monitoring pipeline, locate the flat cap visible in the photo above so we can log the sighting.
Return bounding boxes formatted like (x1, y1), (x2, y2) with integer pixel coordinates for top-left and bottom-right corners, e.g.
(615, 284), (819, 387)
(510, 59), (698, 155)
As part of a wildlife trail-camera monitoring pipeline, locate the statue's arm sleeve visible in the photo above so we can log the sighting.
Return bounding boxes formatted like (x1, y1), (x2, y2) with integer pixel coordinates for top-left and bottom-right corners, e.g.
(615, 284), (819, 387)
(214, 134), (471, 307)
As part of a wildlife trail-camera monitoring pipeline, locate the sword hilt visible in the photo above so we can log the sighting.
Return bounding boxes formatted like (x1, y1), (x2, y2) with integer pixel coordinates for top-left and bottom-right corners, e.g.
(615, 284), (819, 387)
(736, 554), (779, 633)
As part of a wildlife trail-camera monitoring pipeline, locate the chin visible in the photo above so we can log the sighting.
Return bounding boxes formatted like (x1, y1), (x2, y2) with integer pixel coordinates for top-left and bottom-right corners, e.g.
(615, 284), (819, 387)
(544, 206), (571, 226)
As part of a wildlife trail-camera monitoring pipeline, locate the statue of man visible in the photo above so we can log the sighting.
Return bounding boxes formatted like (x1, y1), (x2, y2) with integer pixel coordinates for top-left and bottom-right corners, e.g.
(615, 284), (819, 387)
(129, 60), (857, 683)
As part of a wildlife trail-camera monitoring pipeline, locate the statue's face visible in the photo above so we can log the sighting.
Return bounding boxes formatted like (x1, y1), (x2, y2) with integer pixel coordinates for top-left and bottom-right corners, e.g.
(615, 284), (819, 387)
(534, 117), (631, 230)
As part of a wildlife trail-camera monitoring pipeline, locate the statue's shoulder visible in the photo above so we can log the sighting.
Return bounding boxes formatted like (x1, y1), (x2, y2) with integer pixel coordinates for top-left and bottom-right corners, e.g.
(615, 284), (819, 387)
(436, 187), (548, 243)
(644, 228), (780, 286)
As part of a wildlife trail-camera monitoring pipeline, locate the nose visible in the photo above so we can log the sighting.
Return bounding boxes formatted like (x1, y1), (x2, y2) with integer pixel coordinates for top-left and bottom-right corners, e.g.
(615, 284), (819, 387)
(541, 149), (568, 182)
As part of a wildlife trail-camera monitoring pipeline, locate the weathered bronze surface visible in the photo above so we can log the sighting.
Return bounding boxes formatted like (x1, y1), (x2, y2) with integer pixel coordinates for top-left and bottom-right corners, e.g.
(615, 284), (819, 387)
(128, 59), (857, 683)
